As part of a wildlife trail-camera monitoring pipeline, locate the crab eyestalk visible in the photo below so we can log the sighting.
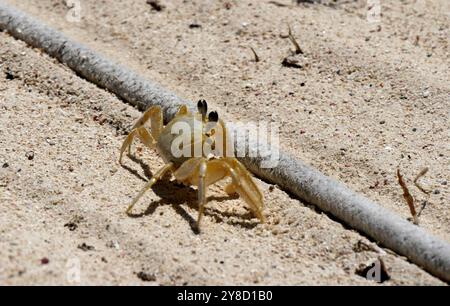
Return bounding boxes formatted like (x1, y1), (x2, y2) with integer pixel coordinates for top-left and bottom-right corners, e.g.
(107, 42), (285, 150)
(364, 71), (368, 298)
(205, 111), (219, 137)
(208, 111), (218, 122)
(197, 99), (208, 121)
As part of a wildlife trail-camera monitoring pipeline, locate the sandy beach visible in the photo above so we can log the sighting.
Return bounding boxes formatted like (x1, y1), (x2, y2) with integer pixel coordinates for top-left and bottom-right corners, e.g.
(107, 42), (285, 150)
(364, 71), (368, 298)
(0, 0), (448, 285)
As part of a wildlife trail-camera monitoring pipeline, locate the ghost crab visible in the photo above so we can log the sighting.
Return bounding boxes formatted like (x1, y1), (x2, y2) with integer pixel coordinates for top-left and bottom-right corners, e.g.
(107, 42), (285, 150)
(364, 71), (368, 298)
(119, 100), (265, 230)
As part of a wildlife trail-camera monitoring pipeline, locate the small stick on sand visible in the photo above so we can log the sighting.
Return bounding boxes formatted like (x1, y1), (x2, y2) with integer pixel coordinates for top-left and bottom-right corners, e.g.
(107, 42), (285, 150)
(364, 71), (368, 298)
(288, 24), (304, 54)
(414, 167), (431, 195)
(414, 167), (431, 218)
(268, 1), (290, 7)
(397, 169), (418, 225)
(249, 47), (260, 62)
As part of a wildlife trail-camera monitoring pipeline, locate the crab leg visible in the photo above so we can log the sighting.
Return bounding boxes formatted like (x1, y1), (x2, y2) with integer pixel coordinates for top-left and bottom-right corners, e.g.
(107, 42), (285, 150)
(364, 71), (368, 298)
(174, 158), (221, 229)
(126, 162), (174, 214)
(198, 158), (265, 223)
(224, 183), (236, 195)
(119, 126), (156, 164)
(223, 159), (265, 222)
(197, 159), (208, 228)
(131, 105), (163, 139)
(119, 106), (163, 163)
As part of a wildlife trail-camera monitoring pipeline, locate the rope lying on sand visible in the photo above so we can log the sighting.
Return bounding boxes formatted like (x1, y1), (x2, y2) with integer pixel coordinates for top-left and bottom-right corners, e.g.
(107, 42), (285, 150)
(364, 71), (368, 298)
(1, 2), (449, 282)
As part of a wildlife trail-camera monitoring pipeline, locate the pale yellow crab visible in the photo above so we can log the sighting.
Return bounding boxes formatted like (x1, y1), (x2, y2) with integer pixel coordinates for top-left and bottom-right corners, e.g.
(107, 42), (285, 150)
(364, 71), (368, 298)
(119, 100), (265, 229)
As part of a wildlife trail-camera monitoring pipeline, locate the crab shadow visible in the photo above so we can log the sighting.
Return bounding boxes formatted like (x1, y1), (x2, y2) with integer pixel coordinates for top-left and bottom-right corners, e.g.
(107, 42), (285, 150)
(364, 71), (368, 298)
(121, 154), (259, 233)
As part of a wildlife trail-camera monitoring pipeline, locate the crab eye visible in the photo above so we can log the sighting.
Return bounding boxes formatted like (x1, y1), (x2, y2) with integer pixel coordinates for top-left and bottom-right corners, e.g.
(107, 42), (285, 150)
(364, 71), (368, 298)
(197, 99), (208, 120)
(208, 111), (218, 122)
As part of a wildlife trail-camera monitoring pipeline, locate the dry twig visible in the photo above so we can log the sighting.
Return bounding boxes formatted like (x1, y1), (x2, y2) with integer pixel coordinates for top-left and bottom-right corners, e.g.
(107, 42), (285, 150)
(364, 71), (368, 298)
(249, 47), (260, 62)
(397, 169), (418, 225)
(288, 24), (303, 54)
(413, 167), (431, 195)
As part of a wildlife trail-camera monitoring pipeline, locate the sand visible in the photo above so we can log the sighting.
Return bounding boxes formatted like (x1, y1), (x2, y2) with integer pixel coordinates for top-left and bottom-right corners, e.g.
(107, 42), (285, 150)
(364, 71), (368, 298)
(0, 0), (448, 285)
